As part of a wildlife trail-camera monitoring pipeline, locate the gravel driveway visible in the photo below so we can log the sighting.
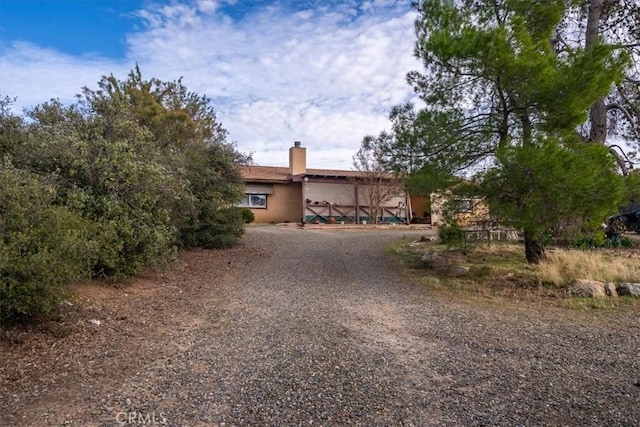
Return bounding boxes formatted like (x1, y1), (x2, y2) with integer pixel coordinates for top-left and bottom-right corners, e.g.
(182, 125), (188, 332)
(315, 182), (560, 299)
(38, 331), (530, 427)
(2, 226), (639, 426)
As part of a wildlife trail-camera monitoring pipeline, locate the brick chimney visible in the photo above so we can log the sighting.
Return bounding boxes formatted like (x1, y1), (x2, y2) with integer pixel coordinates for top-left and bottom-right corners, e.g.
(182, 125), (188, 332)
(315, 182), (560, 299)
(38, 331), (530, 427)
(289, 141), (306, 175)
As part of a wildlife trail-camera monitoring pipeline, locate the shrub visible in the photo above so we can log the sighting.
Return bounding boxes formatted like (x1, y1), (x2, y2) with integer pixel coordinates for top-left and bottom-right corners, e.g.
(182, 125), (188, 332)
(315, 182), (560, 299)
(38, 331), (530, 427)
(237, 207), (255, 224)
(180, 206), (246, 249)
(438, 222), (465, 246)
(0, 169), (96, 324)
(569, 231), (635, 249)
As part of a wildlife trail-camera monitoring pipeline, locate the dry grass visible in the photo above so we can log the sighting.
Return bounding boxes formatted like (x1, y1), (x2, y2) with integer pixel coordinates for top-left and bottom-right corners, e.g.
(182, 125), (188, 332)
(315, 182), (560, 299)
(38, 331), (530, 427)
(391, 237), (640, 310)
(537, 249), (640, 287)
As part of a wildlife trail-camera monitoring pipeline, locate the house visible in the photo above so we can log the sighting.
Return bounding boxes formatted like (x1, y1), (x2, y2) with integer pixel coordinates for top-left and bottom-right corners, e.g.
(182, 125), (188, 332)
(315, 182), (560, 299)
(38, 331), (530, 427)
(240, 142), (416, 224)
(429, 193), (489, 227)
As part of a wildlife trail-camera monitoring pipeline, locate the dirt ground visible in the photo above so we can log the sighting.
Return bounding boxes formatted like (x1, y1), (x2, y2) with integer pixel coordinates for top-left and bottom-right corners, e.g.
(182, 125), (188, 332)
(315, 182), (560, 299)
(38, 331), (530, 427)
(0, 245), (252, 426)
(1, 227), (639, 426)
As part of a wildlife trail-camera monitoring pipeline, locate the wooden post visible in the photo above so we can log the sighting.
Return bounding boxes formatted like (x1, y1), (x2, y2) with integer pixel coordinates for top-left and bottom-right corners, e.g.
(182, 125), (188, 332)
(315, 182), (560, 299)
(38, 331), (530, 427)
(405, 192), (411, 224)
(354, 181), (360, 224)
(301, 177), (307, 224)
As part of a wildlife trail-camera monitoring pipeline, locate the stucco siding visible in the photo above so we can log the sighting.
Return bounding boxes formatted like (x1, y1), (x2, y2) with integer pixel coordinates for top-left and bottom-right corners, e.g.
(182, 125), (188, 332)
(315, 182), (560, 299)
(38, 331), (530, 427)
(305, 182), (356, 205)
(249, 183), (302, 223)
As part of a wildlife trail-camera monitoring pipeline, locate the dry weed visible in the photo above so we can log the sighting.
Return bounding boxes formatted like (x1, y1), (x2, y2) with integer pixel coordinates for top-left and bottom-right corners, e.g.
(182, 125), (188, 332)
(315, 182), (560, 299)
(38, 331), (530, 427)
(537, 250), (640, 287)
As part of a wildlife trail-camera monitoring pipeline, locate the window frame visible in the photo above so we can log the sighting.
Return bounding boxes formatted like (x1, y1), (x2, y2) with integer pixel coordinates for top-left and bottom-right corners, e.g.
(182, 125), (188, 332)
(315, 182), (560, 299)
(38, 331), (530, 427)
(238, 193), (268, 209)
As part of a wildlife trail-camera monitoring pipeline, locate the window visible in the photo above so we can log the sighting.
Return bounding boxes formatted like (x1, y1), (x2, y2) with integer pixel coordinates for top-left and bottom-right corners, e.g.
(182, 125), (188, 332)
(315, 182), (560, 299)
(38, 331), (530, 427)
(238, 194), (267, 209)
(453, 198), (474, 213)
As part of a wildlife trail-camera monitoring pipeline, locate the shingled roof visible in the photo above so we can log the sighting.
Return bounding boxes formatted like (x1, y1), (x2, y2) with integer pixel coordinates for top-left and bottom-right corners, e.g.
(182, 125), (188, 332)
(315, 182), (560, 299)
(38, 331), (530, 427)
(241, 165), (395, 182)
(240, 166), (291, 183)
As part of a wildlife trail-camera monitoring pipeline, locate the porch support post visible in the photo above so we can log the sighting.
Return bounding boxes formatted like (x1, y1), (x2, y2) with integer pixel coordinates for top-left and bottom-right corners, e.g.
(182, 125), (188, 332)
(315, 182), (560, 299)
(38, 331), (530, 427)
(405, 191), (411, 224)
(354, 181), (360, 224)
(301, 176), (307, 224)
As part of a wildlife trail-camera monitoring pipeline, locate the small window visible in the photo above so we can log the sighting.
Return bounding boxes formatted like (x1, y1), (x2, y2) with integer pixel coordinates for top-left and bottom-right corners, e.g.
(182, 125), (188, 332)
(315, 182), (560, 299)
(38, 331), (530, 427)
(453, 198), (474, 213)
(237, 194), (267, 209)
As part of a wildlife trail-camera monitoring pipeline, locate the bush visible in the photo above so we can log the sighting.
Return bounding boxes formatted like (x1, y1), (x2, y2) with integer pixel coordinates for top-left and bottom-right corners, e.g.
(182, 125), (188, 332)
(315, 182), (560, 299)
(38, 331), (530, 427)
(438, 222), (465, 246)
(0, 169), (96, 324)
(180, 206), (246, 249)
(1, 71), (251, 324)
(237, 207), (255, 224)
(569, 231), (635, 249)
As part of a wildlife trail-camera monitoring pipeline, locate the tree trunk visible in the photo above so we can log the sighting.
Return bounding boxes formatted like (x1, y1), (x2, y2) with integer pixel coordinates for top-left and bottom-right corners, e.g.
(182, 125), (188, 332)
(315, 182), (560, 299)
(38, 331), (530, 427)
(586, 0), (608, 144)
(524, 230), (546, 264)
(589, 98), (607, 143)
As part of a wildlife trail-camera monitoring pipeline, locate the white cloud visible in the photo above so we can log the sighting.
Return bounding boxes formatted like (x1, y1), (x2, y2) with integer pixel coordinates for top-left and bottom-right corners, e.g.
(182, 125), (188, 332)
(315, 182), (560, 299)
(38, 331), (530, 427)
(196, 0), (219, 14)
(0, 1), (420, 169)
(0, 42), (127, 111)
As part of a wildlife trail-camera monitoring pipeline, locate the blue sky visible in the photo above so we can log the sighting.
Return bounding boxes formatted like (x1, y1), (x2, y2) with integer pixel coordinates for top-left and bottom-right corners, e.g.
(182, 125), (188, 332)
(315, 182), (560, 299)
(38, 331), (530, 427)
(0, 0), (420, 169)
(1, 0), (140, 58)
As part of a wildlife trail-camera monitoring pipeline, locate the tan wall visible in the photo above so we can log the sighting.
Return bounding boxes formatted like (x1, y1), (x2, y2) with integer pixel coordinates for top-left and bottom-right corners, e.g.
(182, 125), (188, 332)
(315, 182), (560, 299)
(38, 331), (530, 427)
(289, 146), (306, 175)
(358, 186), (405, 208)
(250, 183), (302, 223)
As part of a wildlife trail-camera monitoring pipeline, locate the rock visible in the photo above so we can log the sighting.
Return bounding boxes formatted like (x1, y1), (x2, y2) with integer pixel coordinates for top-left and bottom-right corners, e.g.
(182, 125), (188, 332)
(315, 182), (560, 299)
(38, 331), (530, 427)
(411, 236), (439, 246)
(616, 282), (640, 297)
(421, 252), (449, 269)
(604, 282), (618, 297)
(88, 319), (102, 326)
(569, 279), (606, 298)
(453, 265), (469, 276)
(421, 252), (438, 262)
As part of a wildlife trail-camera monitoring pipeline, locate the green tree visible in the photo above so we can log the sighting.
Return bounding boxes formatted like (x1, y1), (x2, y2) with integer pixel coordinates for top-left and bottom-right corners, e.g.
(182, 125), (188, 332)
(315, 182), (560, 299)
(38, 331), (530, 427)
(0, 167), (97, 323)
(480, 140), (624, 262)
(0, 69), (250, 321)
(0, 97), (26, 159)
(11, 68), (249, 276)
(82, 67), (250, 249)
(390, 0), (628, 262)
(15, 99), (179, 276)
(179, 142), (246, 247)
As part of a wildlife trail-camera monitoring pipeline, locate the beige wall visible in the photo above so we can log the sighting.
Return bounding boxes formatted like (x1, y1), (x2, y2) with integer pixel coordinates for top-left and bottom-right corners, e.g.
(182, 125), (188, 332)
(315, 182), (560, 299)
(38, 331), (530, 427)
(250, 183), (302, 223)
(304, 181), (408, 223)
(305, 182), (356, 205)
(305, 182), (404, 207)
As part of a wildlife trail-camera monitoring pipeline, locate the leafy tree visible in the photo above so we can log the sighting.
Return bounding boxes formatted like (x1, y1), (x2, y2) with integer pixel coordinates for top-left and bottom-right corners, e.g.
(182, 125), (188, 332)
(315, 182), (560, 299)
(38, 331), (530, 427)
(179, 142), (246, 247)
(11, 68), (249, 276)
(383, 0), (629, 262)
(0, 168), (96, 323)
(0, 97), (26, 159)
(15, 99), (179, 276)
(0, 68), (250, 322)
(82, 67), (250, 249)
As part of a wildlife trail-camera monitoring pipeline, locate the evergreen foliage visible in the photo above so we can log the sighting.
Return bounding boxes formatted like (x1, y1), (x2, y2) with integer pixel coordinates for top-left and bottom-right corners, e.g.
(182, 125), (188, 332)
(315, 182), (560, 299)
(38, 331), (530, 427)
(0, 168), (97, 323)
(370, 0), (630, 263)
(0, 68), (249, 323)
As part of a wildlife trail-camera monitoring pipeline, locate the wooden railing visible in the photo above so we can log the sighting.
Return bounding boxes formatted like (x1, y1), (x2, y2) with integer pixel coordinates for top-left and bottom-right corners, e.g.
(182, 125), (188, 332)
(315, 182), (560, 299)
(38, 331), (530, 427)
(304, 203), (409, 224)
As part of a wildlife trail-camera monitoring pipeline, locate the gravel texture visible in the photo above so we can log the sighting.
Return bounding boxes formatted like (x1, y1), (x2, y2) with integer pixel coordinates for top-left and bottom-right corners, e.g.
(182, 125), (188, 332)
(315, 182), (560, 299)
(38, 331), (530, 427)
(1, 225), (639, 426)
